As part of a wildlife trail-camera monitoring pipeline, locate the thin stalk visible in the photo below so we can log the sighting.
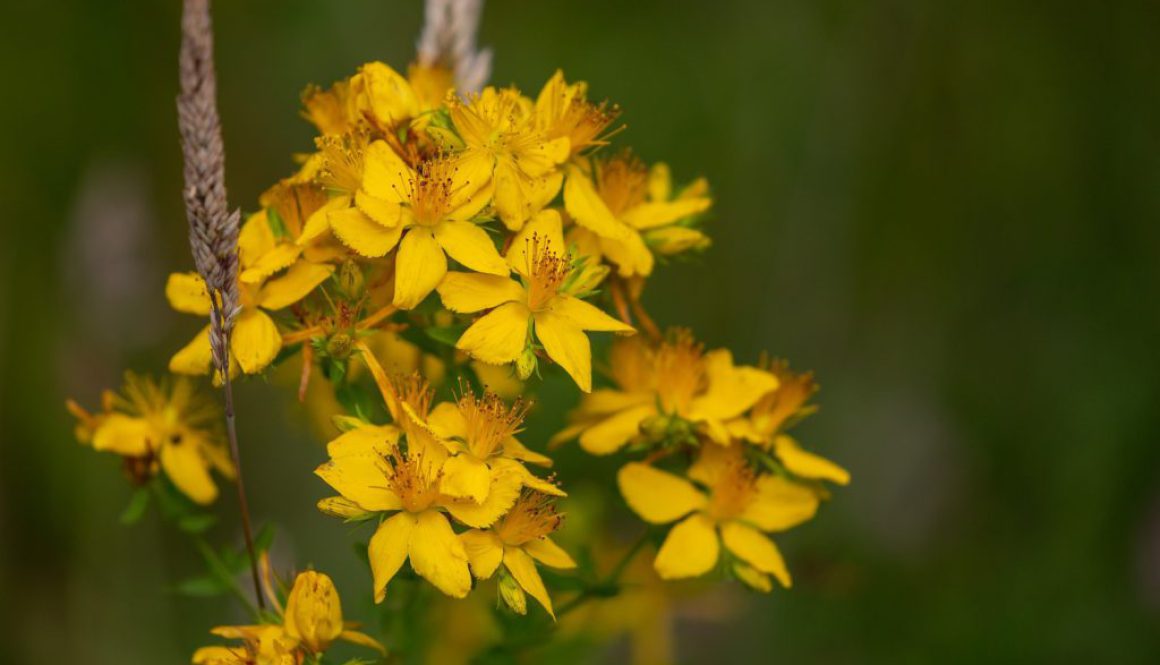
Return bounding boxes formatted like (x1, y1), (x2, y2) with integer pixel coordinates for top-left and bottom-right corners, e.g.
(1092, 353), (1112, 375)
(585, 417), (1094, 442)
(215, 303), (265, 611)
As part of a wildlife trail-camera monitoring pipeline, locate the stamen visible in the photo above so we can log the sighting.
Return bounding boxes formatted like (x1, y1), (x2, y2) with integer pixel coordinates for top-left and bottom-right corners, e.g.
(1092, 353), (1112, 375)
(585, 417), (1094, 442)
(455, 382), (530, 459)
(524, 233), (571, 311)
(654, 329), (706, 414)
(495, 489), (564, 546)
(315, 132), (367, 194)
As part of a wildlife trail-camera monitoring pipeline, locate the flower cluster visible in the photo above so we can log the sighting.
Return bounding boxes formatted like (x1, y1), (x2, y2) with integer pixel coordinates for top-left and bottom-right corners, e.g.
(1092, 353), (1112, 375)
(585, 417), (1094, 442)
(65, 16), (845, 661)
(556, 331), (849, 591)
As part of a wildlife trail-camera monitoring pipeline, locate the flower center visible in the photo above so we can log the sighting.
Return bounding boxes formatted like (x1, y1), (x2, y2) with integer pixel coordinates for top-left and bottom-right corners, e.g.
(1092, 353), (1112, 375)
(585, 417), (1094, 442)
(706, 458), (758, 522)
(523, 234), (570, 311)
(408, 157), (460, 226)
(495, 490), (563, 546)
(653, 329), (706, 414)
(457, 387), (529, 459)
(384, 447), (443, 513)
(315, 132), (367, 195)
(597, 152), (649, 217)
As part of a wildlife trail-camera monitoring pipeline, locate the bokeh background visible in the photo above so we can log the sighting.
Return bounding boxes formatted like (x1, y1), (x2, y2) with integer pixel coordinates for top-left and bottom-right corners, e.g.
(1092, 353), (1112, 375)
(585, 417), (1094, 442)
(2, 0), (1159, 662)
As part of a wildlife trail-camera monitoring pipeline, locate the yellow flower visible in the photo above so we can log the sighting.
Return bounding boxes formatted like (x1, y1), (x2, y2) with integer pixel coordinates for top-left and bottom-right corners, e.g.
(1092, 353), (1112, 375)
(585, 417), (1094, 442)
(565, 152), (712, 278)
(324, 142), (506, 308)
(617, 444), (819, 589)
(554, 330), (778, 453)
(725, 360), (850, 486)
(534, 70), (621, 161)
(460, 490), (577, 618)
(302, 61), (452, 138)
(192, 625), (299, 665)
(423, 386), (563, 503)
(314, 366), (522, 601)
(283, 570), (384, 655)
(67, 373), (233, 505)
(447, 87), (570, 230)
(194, 569), (382, 664)
(436, 209), (635, 392)
(168, 210), (334, 377)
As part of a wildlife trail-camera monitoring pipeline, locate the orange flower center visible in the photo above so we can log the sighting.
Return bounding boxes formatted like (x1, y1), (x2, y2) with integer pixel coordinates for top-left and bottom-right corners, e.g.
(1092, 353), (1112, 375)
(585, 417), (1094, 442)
(457, 388), (529, 459)
(653, 329), (706, 414)
(705, 459), (758, 522)
(523, 233), (570, 311)
(385, 447), (443, 513)
(597, 152), (649, 217)
(408, 157), (461, 226)
(495, 490), (563, 546)
(316, 132), (367, 195)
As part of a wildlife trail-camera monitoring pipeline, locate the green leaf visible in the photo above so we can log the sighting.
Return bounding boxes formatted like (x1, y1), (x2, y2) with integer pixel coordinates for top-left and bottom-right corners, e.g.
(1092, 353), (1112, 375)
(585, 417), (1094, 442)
(267, 207), (289, 239)
(178, 513), (218, 534)
(119, 487), (150, 525)
(173, 574), (231, 597)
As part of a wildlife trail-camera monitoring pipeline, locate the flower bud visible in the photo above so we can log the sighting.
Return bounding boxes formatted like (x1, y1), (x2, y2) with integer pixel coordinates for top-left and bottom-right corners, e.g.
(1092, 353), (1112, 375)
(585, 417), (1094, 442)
(325, 332), (353, 360)
(498, 570), (527, 615)
(516, 348), (537, 381)
(732, 562), (773, 593)
(337, 260), (365, 298)
(283, 571), (344, 653)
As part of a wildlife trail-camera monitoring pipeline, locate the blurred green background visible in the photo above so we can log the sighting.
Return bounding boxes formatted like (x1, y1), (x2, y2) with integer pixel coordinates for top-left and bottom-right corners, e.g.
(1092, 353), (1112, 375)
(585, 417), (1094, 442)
(2, 0), (1158, 662)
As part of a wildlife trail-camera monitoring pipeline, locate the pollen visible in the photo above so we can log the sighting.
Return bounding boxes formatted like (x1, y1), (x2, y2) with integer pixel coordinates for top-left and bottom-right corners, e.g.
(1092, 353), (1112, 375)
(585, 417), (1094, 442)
(384, 447), (443, 513)
(523, 233), (571, 311)
(705, 452), (759, 522)
(495, 489), (564, 546)
(654, 329), (706, 414)
(315, 132), (367, 195)
(456, 385), (530, 459)
(408, 157), (462, 226)
(596, 151), (649, 217)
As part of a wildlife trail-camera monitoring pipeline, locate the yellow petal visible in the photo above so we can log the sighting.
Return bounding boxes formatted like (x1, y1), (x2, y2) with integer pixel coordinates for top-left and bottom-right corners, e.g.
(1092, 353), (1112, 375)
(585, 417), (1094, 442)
(533, 311), (592, 392)
(258, 262), (333, 310)
(238, 211), (276, 266)
(459, 529), (504, 579)
(166, 272), (211, 315)
(491, 458), (566, 497)
(721, 521), (791, 588)
(91, 414), (152, 456)
(443, 464), (523, 528)
(169, 326), (213, 376)
(434, 220), (508, 275)
(600, 229), (655, 278)
(647, 162), (672, 202)
(501, 437), (552, 467)
(232, 309), (282, 374)
(456, 302), (531, 365)
(425, 401), (468, 441)
(774, 435), (850, 485)
(505, 208), (565, 274)
(408, 510), (471, 598)
(314, 455), (401, 513)
(617, 463), (706, 524)
(440, 454), (493, 503)
(524, 536), (576, 569)
(239, 243), (301, 284)
(578, 404), (655, 455)
(356, 189), (408, 227)
(361, 140), (412, 204)
(436, 272), (524, 314)
(339, 630), (386, 655)
(645, 226), (711, 255)
(299, 196), (349, 245)
(740, 475), (819, 532)
(549, 295), (634, 332)
(369, 512), (416, 603)
(503, 546), (555, 618)
(621, 198), (711, 230)
(654, 513), (719, 580)
(329, 207), (403, 257)
(160, 438), (217, 505)
(393, 228), (447, 309)
(688, 349), (779, 421)
(326, 424), (399, 459)
(564, 166), (629, 240)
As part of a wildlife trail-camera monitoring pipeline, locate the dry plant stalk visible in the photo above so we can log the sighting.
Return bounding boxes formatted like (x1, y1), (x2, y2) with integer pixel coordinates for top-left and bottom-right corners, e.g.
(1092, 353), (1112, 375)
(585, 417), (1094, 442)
(177, 0), (264, 610)
(417, 0), (492, 94)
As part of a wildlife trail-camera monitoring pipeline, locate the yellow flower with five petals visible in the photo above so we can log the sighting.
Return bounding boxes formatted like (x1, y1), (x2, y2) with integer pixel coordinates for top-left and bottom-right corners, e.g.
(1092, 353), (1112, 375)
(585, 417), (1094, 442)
(618, 444), (818, 589)
(436, 209), (634, 392)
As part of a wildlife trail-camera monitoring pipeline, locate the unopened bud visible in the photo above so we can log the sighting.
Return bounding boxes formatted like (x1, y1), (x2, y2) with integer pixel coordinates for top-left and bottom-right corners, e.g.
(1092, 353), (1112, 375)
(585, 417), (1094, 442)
(516, 348), (537, 381)
(337, 260), (365, 298)
(498, 570), (527, 615)
(326, 332), (353, 359)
